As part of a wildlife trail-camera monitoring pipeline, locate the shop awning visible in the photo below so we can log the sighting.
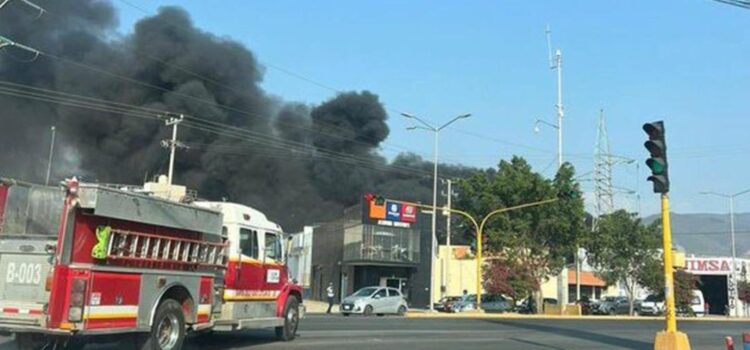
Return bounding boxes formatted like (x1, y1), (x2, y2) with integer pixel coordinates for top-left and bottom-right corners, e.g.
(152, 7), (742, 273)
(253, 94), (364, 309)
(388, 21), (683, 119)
(567, 271), (607, 287)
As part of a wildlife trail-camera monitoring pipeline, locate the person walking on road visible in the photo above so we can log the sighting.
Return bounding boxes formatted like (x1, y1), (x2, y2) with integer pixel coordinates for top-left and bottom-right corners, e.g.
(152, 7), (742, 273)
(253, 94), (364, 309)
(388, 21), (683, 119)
(326, 282), (335, 314)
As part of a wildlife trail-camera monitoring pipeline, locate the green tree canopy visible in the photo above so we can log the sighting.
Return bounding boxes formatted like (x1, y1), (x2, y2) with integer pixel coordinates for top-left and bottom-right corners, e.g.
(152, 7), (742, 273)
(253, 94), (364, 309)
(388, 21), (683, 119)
(586, 210), (660, 315)
(455, 156), (586, 300)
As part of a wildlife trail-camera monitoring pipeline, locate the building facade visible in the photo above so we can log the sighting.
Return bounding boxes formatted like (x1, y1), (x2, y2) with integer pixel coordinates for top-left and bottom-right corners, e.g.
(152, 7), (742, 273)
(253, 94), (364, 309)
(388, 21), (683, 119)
(310, 197), (433, 307)
(286, 226), (314, 299)
(685, 255), (750, 316)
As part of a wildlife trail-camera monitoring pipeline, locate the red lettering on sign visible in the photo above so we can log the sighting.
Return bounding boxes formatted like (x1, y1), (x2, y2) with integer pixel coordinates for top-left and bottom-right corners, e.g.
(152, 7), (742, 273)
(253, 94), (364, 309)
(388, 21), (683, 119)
(401, 204), (416, 223)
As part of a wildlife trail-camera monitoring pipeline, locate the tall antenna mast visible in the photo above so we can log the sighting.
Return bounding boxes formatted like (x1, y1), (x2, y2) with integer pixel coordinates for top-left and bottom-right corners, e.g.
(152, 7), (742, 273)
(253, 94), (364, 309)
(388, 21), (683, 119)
(547, 24), (568, 311)
(546, 25), (554, 69)
(546, 25), (564, 169)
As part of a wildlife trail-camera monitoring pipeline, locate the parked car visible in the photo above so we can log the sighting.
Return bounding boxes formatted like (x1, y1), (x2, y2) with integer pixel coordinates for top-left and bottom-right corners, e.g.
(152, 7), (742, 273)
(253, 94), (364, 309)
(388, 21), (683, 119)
(340, 287), (409, 316)
(640, 294), (665, 316)
(482, 294), (511, 313)
(516, 297), (558, 314)
(451, 294), (480, 313)
(434, 296), (462, 312)
(576, 296), (594, 315)
(595, 296), (627, 315)
(614, 297), (643, 315)
(690, 289), (705, 317)
(451, 293), (509, 313)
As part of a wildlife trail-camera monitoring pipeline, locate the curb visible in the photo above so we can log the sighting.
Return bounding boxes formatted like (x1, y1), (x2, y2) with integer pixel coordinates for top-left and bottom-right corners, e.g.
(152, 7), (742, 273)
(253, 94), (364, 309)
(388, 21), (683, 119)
(404, 312), (750, 322)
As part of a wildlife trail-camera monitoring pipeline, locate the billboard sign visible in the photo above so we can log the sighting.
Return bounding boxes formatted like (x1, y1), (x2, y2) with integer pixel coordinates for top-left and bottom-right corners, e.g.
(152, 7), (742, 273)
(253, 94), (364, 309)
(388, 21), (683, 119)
(386, 201), (402, 221)
(362, 194), (418, 228)
(369, 200), (386, 220)
(401, 203), (417, 223)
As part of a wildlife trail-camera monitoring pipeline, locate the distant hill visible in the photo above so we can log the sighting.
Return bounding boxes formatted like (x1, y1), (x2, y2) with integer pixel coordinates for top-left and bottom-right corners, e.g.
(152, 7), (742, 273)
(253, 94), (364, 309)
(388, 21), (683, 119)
(642, 213), (750, 258)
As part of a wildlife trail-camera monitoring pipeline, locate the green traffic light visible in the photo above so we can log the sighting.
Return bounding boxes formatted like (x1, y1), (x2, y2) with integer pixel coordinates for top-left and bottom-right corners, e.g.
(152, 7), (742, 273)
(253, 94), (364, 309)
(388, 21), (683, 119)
(557, 190), (579, 200)
(642, 120), (669, 194)
(646, 158), (666, 175)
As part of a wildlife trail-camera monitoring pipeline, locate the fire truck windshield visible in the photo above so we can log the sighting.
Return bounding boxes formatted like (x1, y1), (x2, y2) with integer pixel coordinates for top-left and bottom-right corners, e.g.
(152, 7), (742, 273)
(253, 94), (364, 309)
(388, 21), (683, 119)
(1, 185), (63, 236)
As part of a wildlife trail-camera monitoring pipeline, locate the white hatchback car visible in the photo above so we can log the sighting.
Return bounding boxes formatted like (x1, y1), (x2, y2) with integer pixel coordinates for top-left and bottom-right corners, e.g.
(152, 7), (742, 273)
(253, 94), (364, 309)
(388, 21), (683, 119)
(340, 287), (409, 316)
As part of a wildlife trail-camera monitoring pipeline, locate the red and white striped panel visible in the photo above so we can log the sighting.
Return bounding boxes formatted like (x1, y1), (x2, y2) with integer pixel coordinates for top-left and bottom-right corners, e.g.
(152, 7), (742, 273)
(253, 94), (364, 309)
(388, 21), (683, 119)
(0, 307), (43, 316)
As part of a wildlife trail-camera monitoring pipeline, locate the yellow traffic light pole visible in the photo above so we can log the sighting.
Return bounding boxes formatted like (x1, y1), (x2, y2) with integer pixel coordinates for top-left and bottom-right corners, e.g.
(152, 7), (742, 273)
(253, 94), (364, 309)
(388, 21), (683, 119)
(413, 197), (559, 311)
(653, 194), (691, 350)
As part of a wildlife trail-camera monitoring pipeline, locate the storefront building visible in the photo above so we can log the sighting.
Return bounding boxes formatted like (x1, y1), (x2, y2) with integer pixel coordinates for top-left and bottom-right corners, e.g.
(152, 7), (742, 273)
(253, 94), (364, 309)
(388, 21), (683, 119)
(310, 195), (432, 307)
(685, 256), (750, 316)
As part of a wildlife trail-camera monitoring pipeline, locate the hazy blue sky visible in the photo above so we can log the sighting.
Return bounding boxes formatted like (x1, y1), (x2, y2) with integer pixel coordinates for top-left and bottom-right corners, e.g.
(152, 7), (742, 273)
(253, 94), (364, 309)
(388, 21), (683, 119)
(113, 0), (750, 217)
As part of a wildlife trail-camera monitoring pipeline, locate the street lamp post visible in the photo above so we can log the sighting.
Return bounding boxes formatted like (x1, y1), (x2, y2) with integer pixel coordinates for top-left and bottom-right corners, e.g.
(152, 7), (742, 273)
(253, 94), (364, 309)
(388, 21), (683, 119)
(410, 198), (560, 311)
(700, 188), (750, 317)
(402, 112), (471, 312)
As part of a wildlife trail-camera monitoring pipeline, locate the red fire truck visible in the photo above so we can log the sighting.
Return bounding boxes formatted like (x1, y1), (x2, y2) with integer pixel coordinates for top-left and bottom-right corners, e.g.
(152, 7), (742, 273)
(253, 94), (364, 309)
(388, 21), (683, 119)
(0, 177), (304, 349)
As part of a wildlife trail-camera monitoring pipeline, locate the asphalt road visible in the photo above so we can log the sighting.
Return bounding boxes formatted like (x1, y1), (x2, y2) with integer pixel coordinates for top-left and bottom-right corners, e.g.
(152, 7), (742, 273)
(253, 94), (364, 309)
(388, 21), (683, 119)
(0, 315), (747, 350)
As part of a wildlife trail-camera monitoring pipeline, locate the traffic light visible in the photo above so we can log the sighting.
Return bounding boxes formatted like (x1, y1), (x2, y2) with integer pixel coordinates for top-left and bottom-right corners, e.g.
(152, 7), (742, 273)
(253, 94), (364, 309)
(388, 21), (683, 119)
(642, 121), (669, 193)
(557, 189), (580, 201)
(364, 192), (385, 205)
(375, 195), (385, 205)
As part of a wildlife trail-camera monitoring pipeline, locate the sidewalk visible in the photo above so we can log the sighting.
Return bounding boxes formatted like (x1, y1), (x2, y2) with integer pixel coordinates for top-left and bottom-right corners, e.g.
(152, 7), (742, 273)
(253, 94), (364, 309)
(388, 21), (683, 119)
(304, 300), (338, 314)
(405, 311), (750, 322)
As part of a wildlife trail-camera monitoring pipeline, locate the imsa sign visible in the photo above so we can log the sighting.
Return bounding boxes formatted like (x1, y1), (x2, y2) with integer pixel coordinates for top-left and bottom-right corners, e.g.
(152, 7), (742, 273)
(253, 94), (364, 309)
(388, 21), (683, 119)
(685, 257), (748, 275)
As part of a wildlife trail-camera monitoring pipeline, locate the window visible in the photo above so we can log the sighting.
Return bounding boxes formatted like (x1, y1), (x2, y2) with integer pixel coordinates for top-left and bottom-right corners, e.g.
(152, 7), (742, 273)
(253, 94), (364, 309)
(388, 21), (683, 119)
(374, 288), (387, 298)
(239, 228), (259, 259)
(353, 287), (378, 297)
(265, 232), (282, 260)
(388, 288), (401, 298)
(3, 186), (64, 236)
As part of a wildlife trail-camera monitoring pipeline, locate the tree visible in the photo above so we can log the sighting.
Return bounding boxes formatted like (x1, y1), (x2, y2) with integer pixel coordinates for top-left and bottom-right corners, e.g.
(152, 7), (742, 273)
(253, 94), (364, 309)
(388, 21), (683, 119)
(455, 157), (586, 312)
(483, 258), (539, 304)
(585, 210), (660, 315)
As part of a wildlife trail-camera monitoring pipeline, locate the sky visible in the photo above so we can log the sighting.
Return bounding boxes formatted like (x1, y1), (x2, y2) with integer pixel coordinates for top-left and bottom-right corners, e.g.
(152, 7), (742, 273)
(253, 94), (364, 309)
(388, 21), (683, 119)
(111, 0), (750, 218)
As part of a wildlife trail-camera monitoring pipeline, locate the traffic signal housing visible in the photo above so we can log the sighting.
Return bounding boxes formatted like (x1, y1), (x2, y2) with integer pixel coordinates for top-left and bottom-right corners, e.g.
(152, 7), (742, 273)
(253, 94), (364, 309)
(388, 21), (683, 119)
(375, 195), (385, 205)
(364, 192), (386, 205)
(557, 189), (580, 201)
(642, 121), (669, 193)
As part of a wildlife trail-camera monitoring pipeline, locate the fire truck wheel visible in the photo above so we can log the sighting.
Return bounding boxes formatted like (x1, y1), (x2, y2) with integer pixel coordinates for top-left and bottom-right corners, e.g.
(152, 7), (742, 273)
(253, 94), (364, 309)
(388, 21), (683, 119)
(14, 333), (46, 350)
(275, 296), (300, 341)
(138, 299), (186, 350)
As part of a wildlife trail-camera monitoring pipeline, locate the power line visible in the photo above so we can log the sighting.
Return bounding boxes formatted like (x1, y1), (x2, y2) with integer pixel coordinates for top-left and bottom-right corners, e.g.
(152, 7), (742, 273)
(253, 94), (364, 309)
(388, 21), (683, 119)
(104, 0), (425, 155)
(712, 0), (750, 10)
(675, 230), (750, 236)
(0, 6), (424, 158)
(0, 81), (436, 177)
(114, 0), (582, 159)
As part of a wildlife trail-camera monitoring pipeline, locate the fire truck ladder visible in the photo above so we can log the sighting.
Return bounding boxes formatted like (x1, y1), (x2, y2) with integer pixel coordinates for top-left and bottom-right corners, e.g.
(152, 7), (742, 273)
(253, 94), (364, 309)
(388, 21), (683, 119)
(105, 228), (227, 268)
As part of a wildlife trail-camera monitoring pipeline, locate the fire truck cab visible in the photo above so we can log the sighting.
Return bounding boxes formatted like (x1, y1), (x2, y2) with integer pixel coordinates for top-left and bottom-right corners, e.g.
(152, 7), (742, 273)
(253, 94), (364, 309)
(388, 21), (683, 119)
(0, 177), (303, 350)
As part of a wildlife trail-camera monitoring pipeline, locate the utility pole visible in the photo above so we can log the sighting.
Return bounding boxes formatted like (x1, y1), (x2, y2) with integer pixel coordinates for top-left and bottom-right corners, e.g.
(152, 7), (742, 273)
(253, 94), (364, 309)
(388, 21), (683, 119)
(0, 0), (45, 15)
(159, 113), (185, 185)
(402, 112), (471, 312)
(547, 24), (567, 308)
(0, 35), (41, 60)
(45, 126), (56, 185)
(441, 179), (455, 298)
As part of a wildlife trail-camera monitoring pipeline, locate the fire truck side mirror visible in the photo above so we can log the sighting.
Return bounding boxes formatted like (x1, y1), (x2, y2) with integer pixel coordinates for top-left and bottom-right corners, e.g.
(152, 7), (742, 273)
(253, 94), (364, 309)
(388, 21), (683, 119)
(284, 235), (294, 263)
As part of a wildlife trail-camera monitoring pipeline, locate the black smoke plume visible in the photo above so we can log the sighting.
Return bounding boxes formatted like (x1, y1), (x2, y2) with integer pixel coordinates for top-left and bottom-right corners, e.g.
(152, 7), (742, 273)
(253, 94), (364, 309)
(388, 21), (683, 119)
(0, 0), (475, 230)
